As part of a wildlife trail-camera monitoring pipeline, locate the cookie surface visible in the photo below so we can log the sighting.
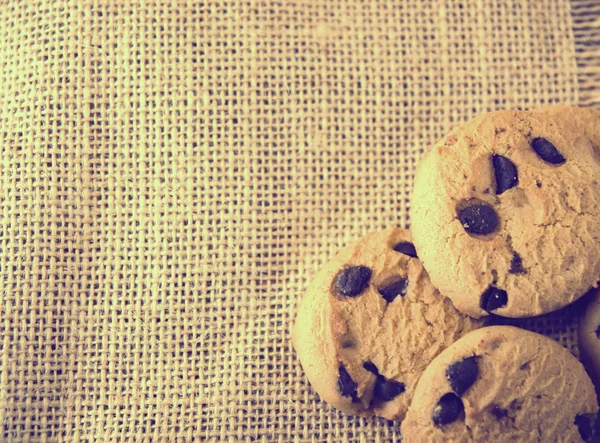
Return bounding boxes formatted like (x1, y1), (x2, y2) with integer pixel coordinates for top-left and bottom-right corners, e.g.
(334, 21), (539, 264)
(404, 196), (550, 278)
(579, 288), (600, 385)
(291, 228), (483, 420)
(401, 326), (598, 442)
(411, 106), (600, 318)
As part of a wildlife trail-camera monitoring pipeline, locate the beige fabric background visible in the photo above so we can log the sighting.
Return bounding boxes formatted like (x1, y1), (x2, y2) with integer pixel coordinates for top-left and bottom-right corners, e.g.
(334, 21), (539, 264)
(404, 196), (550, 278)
(0, 0), (598, 441)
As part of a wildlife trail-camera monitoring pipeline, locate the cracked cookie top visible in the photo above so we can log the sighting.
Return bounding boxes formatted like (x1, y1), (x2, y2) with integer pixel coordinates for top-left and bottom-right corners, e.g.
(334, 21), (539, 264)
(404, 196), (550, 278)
(401, 326), (598, 442)
(411, 106), (600, 318)
(291, 228), (483, 420)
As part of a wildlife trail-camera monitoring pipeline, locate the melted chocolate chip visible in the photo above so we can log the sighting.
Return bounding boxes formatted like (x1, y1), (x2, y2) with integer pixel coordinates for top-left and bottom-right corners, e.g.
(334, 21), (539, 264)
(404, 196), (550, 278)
(531, 137), (566, 165)
(446, 356), (478, 396)
(362, 362), (405, 402)
(492, 155), (518, 194)
(480, 285), (508, 312)
(335, 266), (372, 297)
(458, 204), (499, 235)
(508, 252), (526, 274)
(337, 366), (360, 403)
(433, 393), (464, 426)
(575, 415), (593, 441)
(363, 361), (379, 375)
(374, 378), (405, 402)
(393, 241), (418, 258)
(378, 278), (408, 303)
(490, 405), (508, 420)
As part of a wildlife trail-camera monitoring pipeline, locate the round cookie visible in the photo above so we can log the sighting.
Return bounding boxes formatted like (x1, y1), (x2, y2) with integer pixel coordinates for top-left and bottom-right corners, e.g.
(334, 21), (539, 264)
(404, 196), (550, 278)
(579, 288), (600, 385)
(411, 106), (600, 318)
(291, 228), (483, 420)
(401, 326), (598, 442)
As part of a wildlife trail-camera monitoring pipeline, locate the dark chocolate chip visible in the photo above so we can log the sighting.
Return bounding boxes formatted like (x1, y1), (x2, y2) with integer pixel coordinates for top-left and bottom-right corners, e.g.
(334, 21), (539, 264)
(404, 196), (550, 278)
(446, 356), (478, 396)
(480, 285), (508, 312)
(362, 362), (405, 402)
(531, 137), (566, 165)
(519, 361), (530, 370)
(596, 325), (600, 339)
(335, 266), (372, 297)
(337, 365), (360, 402)
(490, 405), (508, 420)
(363, 361), (379, 375)
(510, 399), (523, 410)
(536, 180), (542, 188)
(575, 415), (593, 441)
(433, 393), (464, 426)
(508, 252), (526, 274)
(458, 204), (499, 235)
(378, 278), (408, 303)
(492, 155), (518, 194)
(393, 241), (418, 258)
(373, 378), (405, 402)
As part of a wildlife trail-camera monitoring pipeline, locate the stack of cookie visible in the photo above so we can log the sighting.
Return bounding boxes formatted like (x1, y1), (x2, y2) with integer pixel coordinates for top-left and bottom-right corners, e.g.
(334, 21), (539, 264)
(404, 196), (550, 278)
(292, 106), (600, 442)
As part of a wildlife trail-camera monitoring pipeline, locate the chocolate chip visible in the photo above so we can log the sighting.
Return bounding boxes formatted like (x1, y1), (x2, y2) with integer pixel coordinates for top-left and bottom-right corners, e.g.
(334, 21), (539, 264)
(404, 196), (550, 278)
(508, 252), (526, 274)
(575, 415), (593, 441)
(531, 137), (566, 165)
(446, 356), (478, 396)
(595, 325), (600, 339)
(377, 278), (408, 303)
(363, 361), (379, 375)
(374, 378), (405, 402)
(433, 393), (464, 426)
(337, 365), (360, 402)
(490, 405), (508, 420)
(335, 266), (372, 297)
(362, 362), (405, 402)
(393, 241), (418, 258)
(510, 399), (523, 410)
(480, 285), (508, 312)
(519, 361), (530, 370)
(458, 204), (499, 235)
(492, 155), (518, 194)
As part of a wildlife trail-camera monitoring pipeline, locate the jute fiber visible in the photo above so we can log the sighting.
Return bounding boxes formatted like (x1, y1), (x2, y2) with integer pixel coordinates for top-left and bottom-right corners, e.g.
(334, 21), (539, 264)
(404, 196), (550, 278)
(0, 0), (598, 441)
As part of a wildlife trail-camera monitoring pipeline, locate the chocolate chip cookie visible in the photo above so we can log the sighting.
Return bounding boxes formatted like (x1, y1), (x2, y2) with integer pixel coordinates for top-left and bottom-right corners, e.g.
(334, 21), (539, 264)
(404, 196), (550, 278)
(411, 106), (600, 318)
(579, 288), (600, 386)
(291, 228), (483, 420)
(401, 326), (598, 442)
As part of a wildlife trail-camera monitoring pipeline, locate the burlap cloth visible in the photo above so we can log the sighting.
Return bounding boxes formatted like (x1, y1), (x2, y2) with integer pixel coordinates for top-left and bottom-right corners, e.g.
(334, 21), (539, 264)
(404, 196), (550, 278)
(0, 0), (598, 441)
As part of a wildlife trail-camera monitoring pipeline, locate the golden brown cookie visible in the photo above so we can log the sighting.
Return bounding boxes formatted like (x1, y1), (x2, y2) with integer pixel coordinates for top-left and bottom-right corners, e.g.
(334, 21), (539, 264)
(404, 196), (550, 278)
(291, 228), (483, 420)
(401, 326), (598, 442)
(579, 288), (600, 386)
(411, 106), (600, 318)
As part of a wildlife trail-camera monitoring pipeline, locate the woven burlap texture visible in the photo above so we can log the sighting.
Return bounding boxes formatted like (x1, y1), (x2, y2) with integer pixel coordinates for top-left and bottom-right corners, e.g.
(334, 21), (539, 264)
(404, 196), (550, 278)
(0, 0), (598, 441)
